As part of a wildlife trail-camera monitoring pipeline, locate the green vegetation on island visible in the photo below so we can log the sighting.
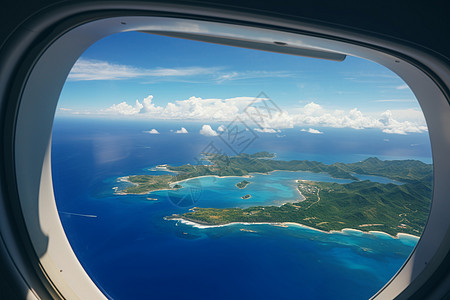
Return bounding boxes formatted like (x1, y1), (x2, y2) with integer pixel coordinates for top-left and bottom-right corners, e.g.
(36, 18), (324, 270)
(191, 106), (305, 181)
(236, 180), (251, 189)
(165, 156), (433, 237)
(120, 175), (173, 194)
(120, 151), (433, 236)
(120, 151), (365, 194)
(241, 194), (252, 200)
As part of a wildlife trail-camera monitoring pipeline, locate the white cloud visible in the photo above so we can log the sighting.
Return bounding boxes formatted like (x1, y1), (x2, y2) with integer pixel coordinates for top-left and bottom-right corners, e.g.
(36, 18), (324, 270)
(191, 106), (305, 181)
(144, 129), (159, 134)
(290, 103), (427, 134)
(301, 128), (323, 134)
(374, 99), (415, 103)
(254, 128), (279, 133)
(97, 96), (427, 135)
(303, 102), (323, 115)
(217, 125), (226, 132)
(68, 58), (293, 82)
(175, 127), (188, 134)
(68, 59), (141, 81)
(141, 95), (163, 114)
(379, 110), (427, 135)
(292, 105), (378, 130)
(388, 108), (426, 123)
(199, 125), (218, 136)
(146, 67), (218, 77)
(215, 70), (293, 83)
(107, 100), (143, 115)
(105, 95), (257, 121)
(216, 72), (238, 82)
(67, 58), (219, 81)
(342, 72), (398, 84)
(58, 108), (72, 111)
(396, 84), (409, 90)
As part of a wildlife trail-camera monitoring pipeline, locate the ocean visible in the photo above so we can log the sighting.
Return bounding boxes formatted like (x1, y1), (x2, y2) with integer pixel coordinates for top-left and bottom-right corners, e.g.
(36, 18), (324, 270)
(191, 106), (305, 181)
(51, 117), (431, 299)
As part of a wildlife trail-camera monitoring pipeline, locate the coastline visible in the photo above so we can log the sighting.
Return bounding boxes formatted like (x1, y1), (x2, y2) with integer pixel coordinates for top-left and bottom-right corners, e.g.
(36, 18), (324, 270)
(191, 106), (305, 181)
(117, 174), (252, 195)
(166, 217), (420, 240)
(169, 174), (252, 186)
(116, 167), (317, 196)
(152, 164), (178, 173)
(115, 175), (178, 195)
(294, 180), (307, 200)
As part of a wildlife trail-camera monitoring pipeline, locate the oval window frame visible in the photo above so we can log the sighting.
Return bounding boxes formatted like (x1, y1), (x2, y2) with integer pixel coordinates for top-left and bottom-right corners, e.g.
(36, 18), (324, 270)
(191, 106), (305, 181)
(3, 5), (449, 299)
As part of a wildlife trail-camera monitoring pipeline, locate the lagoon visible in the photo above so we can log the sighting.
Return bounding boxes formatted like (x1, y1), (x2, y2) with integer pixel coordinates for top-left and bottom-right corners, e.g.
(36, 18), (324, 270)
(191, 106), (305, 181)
(149, 169), (402, 209)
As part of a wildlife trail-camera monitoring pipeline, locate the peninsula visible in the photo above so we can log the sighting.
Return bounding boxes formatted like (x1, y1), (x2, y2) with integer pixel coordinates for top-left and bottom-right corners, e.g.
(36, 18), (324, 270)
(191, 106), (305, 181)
(164, 155), (433, 237)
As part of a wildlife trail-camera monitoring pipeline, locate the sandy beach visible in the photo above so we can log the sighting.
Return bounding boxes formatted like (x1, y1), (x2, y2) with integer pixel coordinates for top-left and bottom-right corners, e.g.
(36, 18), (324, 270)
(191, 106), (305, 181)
(153, 164), (178, 173)
(169, 174), (252, 186)
(167, 217), (420, 240)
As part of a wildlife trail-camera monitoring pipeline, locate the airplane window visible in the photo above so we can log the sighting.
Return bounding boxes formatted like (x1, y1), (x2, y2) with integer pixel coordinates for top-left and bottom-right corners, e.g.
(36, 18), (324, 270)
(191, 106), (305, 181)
(52, 31), (432, 299)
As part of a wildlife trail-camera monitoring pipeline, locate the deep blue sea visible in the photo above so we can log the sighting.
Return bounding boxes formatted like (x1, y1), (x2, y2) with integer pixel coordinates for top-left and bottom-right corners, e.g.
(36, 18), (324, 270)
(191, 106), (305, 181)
(51, 117), (432, 300)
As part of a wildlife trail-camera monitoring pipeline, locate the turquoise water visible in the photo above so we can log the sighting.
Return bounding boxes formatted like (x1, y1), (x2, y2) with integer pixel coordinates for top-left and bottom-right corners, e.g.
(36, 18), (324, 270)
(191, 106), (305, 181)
(150, 170), (401, 209)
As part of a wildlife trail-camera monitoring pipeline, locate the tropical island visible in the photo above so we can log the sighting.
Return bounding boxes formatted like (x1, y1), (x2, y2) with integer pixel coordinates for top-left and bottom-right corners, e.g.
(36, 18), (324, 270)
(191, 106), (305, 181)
(118, 151), (433, 236)
(236, 180), (251, 189)
(241, 194), (252, 200)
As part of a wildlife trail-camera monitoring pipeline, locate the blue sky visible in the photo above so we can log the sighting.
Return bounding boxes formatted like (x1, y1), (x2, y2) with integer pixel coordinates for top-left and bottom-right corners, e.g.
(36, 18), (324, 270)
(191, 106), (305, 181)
(57, 31), (426, 135)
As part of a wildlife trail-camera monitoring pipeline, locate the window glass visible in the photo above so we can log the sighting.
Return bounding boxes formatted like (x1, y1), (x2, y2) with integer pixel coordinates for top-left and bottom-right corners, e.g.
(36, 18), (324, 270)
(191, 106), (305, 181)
(52, 31), (432, 299)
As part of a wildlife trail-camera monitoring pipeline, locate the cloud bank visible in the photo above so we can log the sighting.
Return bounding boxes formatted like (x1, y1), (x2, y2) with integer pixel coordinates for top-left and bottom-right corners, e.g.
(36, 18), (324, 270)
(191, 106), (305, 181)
(72, 94), (427, 135)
